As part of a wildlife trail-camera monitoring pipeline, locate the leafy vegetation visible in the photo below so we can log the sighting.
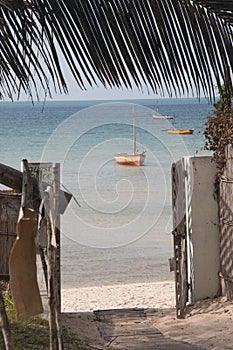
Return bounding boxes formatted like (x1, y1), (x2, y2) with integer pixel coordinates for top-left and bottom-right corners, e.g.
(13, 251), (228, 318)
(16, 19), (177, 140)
(0, 291), (88, 350)
(204, 85), (233, 181)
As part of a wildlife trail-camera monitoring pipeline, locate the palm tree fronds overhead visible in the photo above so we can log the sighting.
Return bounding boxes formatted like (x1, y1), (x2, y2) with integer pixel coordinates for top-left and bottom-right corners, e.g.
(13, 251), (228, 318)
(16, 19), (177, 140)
(0, 0), (232, 100)
(193, 0), (233, 24)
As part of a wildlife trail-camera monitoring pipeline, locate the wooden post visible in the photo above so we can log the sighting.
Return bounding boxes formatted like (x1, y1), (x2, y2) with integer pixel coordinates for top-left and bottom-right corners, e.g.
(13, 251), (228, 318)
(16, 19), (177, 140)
(53, 164), (63, 350)
(45, 163), (63, 350)
(46, 210), (58, 350)
(21, 159), (34, 208)
(219, 144), (233, 299)
(171, 162), (188, 319)
(0, 288), (14, 350)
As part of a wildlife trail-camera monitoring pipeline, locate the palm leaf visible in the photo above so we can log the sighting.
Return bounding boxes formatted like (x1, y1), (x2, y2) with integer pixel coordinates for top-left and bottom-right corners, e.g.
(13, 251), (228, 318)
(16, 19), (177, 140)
(0, 0), (232, 100)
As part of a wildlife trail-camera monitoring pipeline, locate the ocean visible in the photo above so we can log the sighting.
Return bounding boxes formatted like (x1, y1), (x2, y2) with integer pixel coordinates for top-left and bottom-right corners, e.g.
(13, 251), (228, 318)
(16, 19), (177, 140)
(0, 98), (214, 288)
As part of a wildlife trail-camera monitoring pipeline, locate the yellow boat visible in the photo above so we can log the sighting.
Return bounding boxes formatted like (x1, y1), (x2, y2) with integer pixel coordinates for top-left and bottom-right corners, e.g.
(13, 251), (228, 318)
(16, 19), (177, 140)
(167, 129), (194, 135)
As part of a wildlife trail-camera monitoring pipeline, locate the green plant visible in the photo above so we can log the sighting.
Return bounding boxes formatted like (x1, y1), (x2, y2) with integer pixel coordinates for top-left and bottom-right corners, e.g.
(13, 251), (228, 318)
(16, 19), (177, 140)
(204, 85), (233, 182)
(0, 292), (88, 349)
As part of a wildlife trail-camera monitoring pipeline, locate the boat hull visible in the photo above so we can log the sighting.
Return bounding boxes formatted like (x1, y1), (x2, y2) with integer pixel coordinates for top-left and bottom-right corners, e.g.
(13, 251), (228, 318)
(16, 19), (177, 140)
(153, 115), (174, 119)
(167, 129), (194, 135)
(114, 153), (146, 166)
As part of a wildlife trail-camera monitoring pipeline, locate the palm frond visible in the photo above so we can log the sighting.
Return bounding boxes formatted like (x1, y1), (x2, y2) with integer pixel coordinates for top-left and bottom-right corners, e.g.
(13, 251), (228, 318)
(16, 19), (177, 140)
(193, 0), (233, 25)
(0, 0), (232, 100)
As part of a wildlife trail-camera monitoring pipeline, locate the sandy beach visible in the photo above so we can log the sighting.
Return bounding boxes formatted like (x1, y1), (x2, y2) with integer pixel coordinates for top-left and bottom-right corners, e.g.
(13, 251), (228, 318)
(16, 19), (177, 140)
(61, 281), (233, 350)
(61, 281), (175, 312)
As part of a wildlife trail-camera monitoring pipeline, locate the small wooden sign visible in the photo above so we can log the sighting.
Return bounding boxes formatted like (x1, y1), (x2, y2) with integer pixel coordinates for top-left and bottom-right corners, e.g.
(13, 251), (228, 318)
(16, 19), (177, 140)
(28, 162), (53, 185)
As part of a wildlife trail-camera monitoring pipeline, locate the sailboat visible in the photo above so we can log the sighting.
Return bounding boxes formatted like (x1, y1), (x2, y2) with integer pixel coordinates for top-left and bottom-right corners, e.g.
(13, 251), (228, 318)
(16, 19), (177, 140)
(153, 114), (174, 120)
(152, 105), (174, 120)
(114, 106), (146, 166)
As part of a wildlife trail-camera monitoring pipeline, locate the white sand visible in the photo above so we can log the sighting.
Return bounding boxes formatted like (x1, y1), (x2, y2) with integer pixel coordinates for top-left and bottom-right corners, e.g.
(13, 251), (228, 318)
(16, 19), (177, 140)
(61, 280), (233, 350)
(61, 280), (175, 312)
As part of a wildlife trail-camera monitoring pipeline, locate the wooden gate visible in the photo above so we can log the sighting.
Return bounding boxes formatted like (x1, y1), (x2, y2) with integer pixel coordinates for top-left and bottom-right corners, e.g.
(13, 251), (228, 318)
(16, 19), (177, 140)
(219, 144), (233, 299)
(172, 162), (188, 318)
(0, 191), (21, 280)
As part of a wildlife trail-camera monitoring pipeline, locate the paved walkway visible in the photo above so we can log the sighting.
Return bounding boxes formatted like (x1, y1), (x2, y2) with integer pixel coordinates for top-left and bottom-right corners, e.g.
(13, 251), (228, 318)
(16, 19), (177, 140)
(94, 308), (203, 350)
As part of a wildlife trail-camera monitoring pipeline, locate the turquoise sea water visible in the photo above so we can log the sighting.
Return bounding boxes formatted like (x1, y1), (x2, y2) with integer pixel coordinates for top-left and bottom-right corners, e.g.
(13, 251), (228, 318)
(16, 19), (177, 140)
(0, 98), (214, 288)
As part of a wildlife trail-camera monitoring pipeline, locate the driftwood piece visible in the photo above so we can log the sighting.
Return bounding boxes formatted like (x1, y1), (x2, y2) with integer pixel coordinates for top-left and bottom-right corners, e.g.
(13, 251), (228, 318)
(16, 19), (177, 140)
(0, 289), (14, 350)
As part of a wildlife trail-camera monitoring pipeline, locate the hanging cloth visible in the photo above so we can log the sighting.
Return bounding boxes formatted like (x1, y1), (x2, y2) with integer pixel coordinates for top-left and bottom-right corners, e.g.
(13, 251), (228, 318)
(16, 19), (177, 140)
(9, 207), (43, 320)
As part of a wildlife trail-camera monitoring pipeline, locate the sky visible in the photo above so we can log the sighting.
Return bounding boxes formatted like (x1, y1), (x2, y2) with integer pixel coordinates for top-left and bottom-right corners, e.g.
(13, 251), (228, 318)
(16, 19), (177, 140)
(13, 30), (214, 102)
(14, 63), (208, 103)
(43, 72), (197, 102)
(45, 77), (207, 102)
(48, 84), (158, 101)
(15, 41), (210, 103)
(44, 61), (160, 102)
(17, 65), (162, 102)
(42, 50), (187, 102)
(36, 57), (211, 102)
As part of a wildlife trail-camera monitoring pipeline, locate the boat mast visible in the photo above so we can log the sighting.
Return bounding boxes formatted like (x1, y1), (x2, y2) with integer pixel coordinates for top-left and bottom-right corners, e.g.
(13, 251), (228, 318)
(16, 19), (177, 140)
(133, 105), (136, 154)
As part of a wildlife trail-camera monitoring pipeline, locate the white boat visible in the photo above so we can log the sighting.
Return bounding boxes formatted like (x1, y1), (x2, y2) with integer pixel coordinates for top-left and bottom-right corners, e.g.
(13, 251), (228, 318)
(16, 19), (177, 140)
(114, 152), (146, 166)
(153, 114), (174, 120)
(152, 105), (174, 120)
(114, 106), (146, 166)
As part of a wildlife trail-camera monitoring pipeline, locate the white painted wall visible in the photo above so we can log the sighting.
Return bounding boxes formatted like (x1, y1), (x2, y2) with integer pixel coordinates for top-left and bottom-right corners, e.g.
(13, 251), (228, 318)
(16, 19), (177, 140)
(188, 156), (220, 301)
(174, 155), (220, 303)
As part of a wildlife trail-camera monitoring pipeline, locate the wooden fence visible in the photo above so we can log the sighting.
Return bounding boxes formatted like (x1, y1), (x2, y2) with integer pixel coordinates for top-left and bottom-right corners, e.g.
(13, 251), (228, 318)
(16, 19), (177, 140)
(0, 191), (21, 280)
(219, 144), (233, 299)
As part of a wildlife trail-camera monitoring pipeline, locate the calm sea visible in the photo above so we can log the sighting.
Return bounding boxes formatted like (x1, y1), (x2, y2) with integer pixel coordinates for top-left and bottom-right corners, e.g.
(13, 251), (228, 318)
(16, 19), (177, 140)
(0, 98), (214, 288)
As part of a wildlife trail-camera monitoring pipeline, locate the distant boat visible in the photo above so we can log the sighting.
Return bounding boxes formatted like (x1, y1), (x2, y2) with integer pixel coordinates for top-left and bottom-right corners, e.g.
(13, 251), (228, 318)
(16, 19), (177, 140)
(152, 105), (174, 120)
(167, 129), (194, 135)
(153, 115), (174, 120)
(114, 106), (146, 166)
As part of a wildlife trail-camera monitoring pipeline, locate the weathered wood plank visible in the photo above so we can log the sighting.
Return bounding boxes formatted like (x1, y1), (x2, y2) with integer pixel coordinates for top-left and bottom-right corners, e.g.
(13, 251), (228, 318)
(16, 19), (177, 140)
(0, 192), (21, 277)
(94, 308), (202, 350)
(95, 308), (146, 322)
(171, 162), (188, 319)
(0, 163), (22, 192)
